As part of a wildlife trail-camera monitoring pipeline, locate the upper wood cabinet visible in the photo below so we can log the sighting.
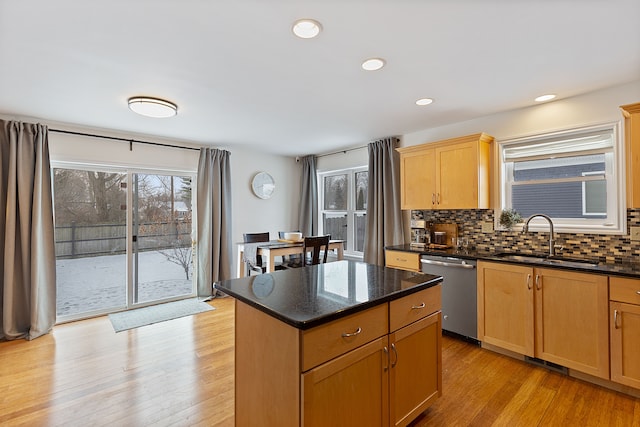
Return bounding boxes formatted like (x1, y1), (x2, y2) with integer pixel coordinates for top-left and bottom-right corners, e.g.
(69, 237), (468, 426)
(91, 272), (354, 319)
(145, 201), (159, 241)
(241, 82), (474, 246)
(621, 103), (640, 208)
(397, 133), (494, 210)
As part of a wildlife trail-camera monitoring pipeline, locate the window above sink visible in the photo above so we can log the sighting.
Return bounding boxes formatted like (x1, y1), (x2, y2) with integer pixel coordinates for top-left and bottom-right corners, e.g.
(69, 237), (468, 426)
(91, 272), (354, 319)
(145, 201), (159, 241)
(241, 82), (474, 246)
(498, 122), (626, 235)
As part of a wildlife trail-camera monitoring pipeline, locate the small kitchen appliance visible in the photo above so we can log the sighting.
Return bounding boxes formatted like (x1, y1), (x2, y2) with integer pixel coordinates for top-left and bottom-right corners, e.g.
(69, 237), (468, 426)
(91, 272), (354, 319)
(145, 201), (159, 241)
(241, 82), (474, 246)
(410, 219), (428, 248)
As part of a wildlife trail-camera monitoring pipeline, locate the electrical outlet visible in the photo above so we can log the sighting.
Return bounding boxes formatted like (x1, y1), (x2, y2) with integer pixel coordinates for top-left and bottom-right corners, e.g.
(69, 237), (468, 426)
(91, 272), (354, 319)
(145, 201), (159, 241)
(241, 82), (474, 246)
(481, 221), (494, 233)
(631, 226), (640, 241)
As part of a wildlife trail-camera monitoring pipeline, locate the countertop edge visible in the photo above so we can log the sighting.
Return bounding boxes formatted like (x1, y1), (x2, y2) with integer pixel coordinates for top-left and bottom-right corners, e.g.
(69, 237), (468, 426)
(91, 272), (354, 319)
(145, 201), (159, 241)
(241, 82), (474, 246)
(214, 275), (443, 331)
(385, 245), (640, 278)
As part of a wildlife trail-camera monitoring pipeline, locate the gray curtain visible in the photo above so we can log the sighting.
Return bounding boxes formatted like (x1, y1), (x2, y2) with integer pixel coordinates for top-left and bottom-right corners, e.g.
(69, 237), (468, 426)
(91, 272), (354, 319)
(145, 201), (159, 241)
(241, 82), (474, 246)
(196, 148), (233, 297)
(0, 120), (56, 340)
(298, 155), (318, 237)
(364, 137), (405, 265)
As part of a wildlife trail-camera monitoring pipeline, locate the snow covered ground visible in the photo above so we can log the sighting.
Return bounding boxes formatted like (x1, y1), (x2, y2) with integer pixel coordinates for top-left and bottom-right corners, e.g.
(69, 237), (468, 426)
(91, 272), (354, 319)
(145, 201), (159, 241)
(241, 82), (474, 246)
(56, 251), (193, 318)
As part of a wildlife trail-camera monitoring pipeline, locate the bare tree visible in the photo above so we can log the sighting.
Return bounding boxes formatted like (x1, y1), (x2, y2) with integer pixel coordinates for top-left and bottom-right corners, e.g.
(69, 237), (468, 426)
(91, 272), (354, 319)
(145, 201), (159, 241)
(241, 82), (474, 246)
(158, 244), (192, 280)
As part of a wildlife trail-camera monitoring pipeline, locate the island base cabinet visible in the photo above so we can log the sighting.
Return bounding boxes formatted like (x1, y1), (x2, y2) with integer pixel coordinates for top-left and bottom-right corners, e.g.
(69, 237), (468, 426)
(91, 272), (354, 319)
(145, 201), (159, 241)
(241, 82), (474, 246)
(302, 337), (390, 427)
(610, 302), (640, 389)
(390, 312), (442, 427)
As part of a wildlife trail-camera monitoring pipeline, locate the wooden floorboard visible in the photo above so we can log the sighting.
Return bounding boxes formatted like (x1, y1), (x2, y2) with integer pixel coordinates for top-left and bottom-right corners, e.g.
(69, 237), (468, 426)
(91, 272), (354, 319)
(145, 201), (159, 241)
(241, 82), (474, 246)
(1, 298), (639, 426)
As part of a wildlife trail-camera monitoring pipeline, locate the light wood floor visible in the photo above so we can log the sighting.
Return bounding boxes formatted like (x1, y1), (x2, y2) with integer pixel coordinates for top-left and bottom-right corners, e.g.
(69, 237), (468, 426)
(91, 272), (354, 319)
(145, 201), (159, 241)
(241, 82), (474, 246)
(1, 297), (639, 426)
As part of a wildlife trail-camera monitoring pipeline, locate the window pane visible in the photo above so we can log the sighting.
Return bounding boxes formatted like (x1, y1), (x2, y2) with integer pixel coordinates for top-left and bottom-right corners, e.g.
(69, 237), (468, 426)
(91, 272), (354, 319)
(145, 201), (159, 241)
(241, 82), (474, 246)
(324, 174), (347, 210)
(323, 212), (347, 246)
(133, 174), (193, 304)
(511, 154), (607, 220)
(355, 171), (368, 210)
(584, 180), (606, 215)
(54, 169), (128, 318)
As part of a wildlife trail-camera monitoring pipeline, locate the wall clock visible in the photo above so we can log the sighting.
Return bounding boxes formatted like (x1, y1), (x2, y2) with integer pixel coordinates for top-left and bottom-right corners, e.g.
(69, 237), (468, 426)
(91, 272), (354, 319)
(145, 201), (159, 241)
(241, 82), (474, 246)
(251, 171), (275, 199)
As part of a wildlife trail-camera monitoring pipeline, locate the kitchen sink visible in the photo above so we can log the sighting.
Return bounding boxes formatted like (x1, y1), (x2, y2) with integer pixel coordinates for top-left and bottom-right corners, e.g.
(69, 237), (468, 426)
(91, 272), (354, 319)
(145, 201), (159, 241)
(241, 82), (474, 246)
(494, 253), (600, 268)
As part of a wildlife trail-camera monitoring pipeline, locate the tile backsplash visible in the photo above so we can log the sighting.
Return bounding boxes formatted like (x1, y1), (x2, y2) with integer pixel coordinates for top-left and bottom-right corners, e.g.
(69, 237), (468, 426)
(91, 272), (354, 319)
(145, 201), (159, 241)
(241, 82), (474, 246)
(412, 208), (640, 264)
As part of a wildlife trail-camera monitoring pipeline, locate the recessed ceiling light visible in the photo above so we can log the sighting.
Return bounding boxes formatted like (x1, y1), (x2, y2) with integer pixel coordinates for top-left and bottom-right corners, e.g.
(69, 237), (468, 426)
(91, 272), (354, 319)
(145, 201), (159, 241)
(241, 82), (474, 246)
(128, 97), (178, 118)
(416, 98), (434, 106)
(362, 58), (386, 71)
(292, 19), (322, 39)
(535, 94), (556, 102)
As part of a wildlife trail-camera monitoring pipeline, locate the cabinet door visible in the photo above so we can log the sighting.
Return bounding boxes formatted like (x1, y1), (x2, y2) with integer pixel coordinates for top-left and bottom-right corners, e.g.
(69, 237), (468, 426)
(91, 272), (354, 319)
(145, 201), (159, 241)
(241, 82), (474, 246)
(400, 148), (435, 210)
(302, 336), (389, 427)
(435, 141), (477, 209)
(477, 261), (534, 356)
(610, 302), (640, 389)
(389, 312), (442, 427)
(534, 268), (609, 379)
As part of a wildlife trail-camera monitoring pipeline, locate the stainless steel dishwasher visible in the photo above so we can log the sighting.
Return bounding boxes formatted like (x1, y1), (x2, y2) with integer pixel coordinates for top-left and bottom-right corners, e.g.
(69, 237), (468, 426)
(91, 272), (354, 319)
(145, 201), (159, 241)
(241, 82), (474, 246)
(420, 255), (478, 343)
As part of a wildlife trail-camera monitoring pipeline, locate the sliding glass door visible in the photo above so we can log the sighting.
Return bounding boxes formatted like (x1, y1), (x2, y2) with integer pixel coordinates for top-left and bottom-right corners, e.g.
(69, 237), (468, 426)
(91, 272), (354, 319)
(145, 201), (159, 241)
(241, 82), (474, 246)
(54, 167), (195, 322)
(132, 174), (193, 304)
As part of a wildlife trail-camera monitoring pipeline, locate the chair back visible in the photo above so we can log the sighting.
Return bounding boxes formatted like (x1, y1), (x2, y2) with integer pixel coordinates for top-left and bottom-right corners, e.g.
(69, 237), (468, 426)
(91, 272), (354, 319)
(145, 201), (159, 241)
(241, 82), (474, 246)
(303, 235), (330, 265)
(244, 232), (270, 243)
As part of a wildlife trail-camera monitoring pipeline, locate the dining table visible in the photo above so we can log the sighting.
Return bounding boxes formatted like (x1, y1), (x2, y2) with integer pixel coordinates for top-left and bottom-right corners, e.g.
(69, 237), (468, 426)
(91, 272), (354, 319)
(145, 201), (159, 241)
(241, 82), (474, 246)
(236, 239), (345, 277)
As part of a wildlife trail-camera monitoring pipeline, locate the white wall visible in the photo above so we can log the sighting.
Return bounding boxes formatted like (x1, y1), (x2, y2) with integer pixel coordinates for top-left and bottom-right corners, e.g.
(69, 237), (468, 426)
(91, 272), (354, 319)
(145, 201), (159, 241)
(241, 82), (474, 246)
(402, 80), (640, 148)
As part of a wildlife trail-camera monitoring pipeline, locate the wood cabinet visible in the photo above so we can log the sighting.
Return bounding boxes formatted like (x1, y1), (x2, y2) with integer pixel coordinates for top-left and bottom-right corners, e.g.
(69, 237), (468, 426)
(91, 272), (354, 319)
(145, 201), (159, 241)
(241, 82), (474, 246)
(389, 311), (441, 427)
(385, 250), (420, 272)
(610, 276), (640, 389)
(397, 133), (493, 210)
(477, 261), (609, 379)
(620, 102), (640, 208)
(236, 285), (442, 427)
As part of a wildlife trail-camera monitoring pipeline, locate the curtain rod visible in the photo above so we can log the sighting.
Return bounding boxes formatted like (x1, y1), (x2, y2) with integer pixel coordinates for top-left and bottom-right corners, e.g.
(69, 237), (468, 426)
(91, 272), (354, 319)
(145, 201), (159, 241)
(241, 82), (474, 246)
(49, 128), (200, 152)
(316, 144), (368, 158)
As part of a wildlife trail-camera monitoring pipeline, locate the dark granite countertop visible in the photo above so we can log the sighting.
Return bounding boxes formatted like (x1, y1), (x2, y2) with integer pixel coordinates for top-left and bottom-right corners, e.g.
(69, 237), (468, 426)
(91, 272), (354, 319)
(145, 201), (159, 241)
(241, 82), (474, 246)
(385, 244), (640, 278)
(213, 259), (443, 330)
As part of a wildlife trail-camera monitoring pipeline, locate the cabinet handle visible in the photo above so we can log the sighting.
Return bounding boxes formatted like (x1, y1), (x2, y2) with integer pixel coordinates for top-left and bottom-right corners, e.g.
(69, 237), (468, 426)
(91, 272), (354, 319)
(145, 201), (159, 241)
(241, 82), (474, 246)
(614, 309), (620, 329)
(526, 274), (532, 290)
(535, 274), (541, 290)
(432, 193), (436, 205)
(396, 257), (407, 262)
(411, 302), (426, 310)
(636, 291), (640, 295)
(391, 343), (398, 368)
(383, 346), (389, 371)
(341, 327), (362, 338)
(436, 193), (440, 205)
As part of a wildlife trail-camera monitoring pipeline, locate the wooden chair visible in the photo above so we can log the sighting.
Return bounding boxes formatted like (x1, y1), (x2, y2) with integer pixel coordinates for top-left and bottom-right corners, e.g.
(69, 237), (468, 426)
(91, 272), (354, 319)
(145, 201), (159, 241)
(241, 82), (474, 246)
(303, 235), (330, 266)
(243, 232), (285, 276)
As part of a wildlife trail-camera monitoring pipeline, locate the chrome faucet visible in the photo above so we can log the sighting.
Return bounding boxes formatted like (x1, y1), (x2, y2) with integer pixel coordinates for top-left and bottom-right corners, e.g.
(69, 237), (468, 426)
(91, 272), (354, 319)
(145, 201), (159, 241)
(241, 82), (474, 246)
(522, 213), (556, 256)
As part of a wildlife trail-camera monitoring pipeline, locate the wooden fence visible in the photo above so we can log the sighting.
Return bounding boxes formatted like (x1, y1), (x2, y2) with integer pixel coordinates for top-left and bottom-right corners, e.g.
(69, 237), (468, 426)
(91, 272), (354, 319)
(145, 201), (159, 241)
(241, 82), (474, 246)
(55, 221), (192, 259)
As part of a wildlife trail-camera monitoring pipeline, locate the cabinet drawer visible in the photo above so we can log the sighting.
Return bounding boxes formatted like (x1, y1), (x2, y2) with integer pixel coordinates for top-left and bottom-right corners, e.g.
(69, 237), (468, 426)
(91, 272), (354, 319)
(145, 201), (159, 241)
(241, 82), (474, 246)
(390, 285), (441, 332)
(302, 304), (388, 371)
(386, 250), (420, 272)
(610, 276), (640, 305)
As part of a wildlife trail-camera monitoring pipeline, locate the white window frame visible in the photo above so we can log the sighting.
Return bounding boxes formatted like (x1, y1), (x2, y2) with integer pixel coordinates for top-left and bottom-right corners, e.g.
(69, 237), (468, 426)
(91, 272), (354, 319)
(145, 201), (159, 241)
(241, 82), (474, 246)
(498, 122), (626, 235)
(318, 166), (367, 258)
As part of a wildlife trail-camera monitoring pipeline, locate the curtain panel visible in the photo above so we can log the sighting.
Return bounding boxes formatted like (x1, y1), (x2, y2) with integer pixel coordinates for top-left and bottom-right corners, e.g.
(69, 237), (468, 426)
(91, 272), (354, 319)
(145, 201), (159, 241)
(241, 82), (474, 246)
(363, 137), (405, 265)
(0, 120), (56, 340)
(298, 155), (318, 237)
(196, 148), (233, 297)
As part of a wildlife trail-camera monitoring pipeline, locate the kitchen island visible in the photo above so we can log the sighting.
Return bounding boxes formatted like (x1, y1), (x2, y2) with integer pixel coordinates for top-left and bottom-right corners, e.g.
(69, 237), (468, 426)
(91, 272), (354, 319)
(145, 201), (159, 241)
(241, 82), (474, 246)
(214, 260), (443, 427)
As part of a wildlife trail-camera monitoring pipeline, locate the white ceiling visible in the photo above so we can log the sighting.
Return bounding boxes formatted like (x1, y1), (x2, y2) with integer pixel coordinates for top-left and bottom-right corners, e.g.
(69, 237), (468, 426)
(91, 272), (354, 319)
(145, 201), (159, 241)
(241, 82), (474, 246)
(1, 0), (639, 156)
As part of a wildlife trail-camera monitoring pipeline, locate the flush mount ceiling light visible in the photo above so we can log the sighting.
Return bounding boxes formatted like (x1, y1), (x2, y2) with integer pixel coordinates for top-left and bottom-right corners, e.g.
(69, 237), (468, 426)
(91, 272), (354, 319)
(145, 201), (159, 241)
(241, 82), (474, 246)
(416, 98), (434, 106)
(361, 58), (386, 71)
(535, 94), (556, 102)
(292, 19), (322, 39)
(128, 97), (178, 118)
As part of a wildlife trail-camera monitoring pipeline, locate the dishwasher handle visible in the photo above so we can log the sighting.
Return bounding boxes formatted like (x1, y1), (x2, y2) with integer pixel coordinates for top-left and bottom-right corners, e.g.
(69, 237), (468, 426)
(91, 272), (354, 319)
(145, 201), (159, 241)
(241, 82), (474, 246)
(420, 258), (476, 269)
